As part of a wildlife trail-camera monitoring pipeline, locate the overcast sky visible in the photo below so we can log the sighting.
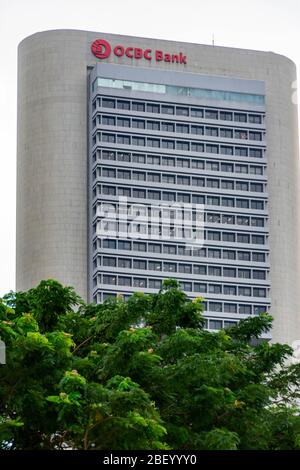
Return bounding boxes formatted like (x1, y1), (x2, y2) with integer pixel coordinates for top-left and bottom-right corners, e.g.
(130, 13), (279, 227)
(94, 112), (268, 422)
(0, 0), (299, 296)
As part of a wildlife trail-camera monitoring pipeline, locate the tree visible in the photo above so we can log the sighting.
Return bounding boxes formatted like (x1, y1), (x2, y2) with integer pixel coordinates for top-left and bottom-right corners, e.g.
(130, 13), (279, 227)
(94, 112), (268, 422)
(1, 278), (300, 450)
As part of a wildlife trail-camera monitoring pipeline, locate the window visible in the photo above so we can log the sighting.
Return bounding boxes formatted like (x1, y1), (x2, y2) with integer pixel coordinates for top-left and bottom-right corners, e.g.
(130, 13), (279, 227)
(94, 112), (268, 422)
(102, 186), (116, 195)
(239, 287), (251, 297)
(209, 320), (222, 330)
(133, 260), (147, 270)
(179, 264), (192, 274)
(163, 174), (176, 184)
(207, 162), (219, 171)
(102, 98), (115, 108)
(237, 234), (250, 244)
(235, 130), (248, 140)
(205, 110), (218, 119)
(147, 138), (160, 148)
(221, 163), (233, 172)
(133, 278), (147, 287)
(178, 193), (190, 203)
(235, 147), (248, 157)
(208, 231), (221, 241)
(132, 136), (145, 146)
(162, 122), (175, 132)
(147, 121), (160, 131)
(206, 127), (218, 137)
(249, 131), (262, 141)
(161, 105), (174, 115)
(118, 276), (132, 286)
(234, 113), (247, 122)
(238, 269), (251, 279)
(221, 180), (234, 190)
(118, 240), (131, 250)
(250, 183), (264, 193)
(224, 286), (236, 295)
(194, 265), (207, 275)
(117, 117), (130, 128)
(132, 171), (146, 181)
(252, 235), (265, 245)
(177, 141), (190, 151)
(181, 282), (192, 291)
(176, 106), (189, 116)
(249, 114), (262, 124)
(236, 199), (249, 209)
(253, 288), (266, 298)
(102, 150), (116, 160)
(118, 169), (130, 179)
(253, 270), (266, 280)
(208, 249), (221, 258)
(132, 188), (146, 198)
(220, 128), (233, 138)
(254, 305), (267, 315)
(207, 213), (220, 223)
(149, 261), (162, 271)
(224, 303), (237, 313)
(132, 153), (145, 164)
(163, 192), (176, 202)
(191, 108), (204, 118)
(118, 152), (131, 162)
(118, 258), (132, 268)
(132, 119), (145, 129)
(117, 100), (130, 110)
(252, 252), (265, 262)
(239, 305), (252, 314)
(223, 250), (236, 260)
(194, 283), (207, 293)
(149, 279), (162, 289)
(220, 111), (232, 121)
(191, 125), (204, 135)
(102, 133), (115, 143)
(148, 243), (161, 253)
(209, 284), (222, 294)
(148, 190), (161, 200)
(223, 268), (236, 278)
(223, 232), (235, 242)
(220, 146), (233, 155)
(207, 179), (219, 188)
(103, 275), (116, 285)
(102, 168), (116, 178)
(176, 124), (189, 134)
(177, 158), (190, 168)
(133, 242), (146, 251)
(237, 251), (250, 261)
(206, 144), (219, 154)
(102, 256), (116, 267)
(103, 239), (116, 249)
(250, 165), (263, 175)
(162, 157), (175, 166)
(207, 196), (220, 206)
(250, 148), (263, 158)
(148, 155), (160, 165)
(210, 302), (222, 312)
(102, 115), (115, 126)
(192, 177), (204, 187)
(132, 101), (145, 112)
(164, 262), (177, 272)
(235, 164), (248, 174)
(251, 200), (264, 210)
(193, 195), (205, 204)
(147, 103), (160, 113)
(164, 244), (176, 255)
(162, 140), (175, 149)
(192, 143), (204, 152)
(148, 173), (160, 183)
(209, 266), (221, 276)
(222, 215), (235, 224)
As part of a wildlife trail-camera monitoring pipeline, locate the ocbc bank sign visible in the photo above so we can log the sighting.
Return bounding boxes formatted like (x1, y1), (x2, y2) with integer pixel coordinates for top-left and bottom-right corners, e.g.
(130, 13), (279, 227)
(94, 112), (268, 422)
(91, 39), (187, 64)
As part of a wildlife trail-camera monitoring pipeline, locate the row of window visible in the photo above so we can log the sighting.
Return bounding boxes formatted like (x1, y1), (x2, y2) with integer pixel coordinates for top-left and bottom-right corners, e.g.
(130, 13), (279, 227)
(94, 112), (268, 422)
(96, 239), (267, 263)
(95, 185), (266, 210)
(94, 257), (267, 279)
(95, 114), (264, 141)
(95, 132), (264, 158)
(93, 203), (266, 228)
(95, 150), (265, 175)
(97, 167), (266, 193)
(94, 273), (267, 298)
(93, 96), (264, 124)
(95, 221), (267, 245)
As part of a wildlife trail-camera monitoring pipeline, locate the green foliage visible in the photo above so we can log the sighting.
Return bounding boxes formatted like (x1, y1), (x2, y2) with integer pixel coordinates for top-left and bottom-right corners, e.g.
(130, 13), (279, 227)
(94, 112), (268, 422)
(1, 278), (300, 449)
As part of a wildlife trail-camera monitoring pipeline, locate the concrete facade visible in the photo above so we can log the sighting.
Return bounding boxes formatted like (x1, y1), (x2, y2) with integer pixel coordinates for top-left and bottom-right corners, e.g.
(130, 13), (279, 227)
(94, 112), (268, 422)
(17, 29), (300, 343)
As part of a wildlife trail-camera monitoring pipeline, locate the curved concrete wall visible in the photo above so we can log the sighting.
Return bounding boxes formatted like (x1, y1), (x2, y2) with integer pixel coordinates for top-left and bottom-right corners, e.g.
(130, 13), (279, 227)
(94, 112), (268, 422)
(17, 30), (300, 343)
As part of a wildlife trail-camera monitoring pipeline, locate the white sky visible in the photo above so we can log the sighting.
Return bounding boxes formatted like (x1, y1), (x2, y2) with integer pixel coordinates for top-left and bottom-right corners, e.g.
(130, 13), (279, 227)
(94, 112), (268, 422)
(0, 0), (299, 297)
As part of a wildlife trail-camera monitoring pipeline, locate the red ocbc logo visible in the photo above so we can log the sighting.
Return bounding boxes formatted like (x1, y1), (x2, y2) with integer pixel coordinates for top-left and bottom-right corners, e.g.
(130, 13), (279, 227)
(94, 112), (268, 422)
(91, 39), (111, 59)
(91, 39), (187, 64)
